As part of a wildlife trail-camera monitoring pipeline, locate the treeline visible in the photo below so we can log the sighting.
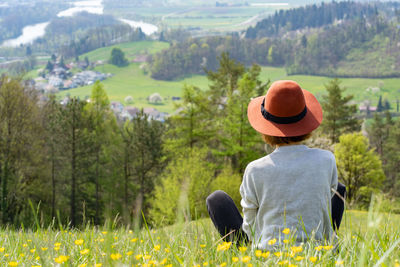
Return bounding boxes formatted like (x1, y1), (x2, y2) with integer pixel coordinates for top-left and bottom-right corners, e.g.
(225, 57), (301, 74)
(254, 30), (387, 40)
(0, 2), (67, 44)
(1, 55), (399, 228)
(245, 1), (379, 38)
(149, 1), (400, 80)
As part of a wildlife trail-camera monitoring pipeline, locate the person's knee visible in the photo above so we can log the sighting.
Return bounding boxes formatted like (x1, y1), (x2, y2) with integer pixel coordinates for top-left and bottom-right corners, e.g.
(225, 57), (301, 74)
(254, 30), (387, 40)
(206, 190), (228, 207)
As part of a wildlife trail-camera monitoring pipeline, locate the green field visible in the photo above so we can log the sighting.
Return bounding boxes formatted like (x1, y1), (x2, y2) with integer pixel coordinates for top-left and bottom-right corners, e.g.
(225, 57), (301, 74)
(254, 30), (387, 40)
(0, 209), (399, 266)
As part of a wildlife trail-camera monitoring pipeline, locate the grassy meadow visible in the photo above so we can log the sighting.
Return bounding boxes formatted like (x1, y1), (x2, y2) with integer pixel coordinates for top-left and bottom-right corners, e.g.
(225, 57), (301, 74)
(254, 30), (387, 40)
(1, 206), (400, 266)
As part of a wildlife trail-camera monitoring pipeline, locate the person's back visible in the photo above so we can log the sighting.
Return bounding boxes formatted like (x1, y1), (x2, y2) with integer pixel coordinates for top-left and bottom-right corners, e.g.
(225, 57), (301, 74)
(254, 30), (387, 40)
(241, 145), (337, 248)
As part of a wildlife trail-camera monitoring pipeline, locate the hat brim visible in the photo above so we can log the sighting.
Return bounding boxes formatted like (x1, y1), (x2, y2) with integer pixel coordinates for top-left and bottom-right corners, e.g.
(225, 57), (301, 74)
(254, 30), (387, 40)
(247, 89), (323, 137)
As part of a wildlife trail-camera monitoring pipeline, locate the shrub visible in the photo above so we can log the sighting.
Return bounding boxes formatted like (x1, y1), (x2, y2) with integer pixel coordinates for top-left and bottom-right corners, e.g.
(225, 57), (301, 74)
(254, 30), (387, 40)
(210, 167), (242, 208)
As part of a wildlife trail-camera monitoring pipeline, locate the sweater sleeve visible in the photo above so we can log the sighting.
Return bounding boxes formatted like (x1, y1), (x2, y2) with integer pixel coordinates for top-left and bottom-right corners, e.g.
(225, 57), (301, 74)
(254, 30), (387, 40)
(240, 166), (259, 240)
(331, 155), (338, 198)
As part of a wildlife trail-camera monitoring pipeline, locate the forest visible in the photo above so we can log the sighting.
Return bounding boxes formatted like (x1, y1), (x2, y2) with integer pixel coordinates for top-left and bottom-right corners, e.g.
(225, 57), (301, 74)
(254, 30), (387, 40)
(149, 1), (400, 80)
(0, 54), (399, 228)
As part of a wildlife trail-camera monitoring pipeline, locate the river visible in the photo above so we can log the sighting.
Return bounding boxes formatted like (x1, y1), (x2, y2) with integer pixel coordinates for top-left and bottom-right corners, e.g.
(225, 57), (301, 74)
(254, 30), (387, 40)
(1, 0), (158, 47)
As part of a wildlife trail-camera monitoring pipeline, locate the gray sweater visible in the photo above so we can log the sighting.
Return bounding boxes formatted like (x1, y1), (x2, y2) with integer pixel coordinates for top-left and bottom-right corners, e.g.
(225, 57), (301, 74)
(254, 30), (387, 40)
(240, 145), (338, 249)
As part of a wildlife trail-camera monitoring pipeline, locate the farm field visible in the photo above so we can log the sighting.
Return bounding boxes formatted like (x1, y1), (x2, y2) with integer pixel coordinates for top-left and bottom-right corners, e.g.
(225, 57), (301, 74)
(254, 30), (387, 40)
(0, 209), (399, 266)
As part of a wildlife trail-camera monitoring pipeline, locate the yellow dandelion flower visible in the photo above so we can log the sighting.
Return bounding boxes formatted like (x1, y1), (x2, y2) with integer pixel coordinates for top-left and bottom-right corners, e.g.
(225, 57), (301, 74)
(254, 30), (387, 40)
(315, 246), (323, 251)
(41, 247), (48, 251)
(283, 239), (289, 244)
(165, 265), (172, 267)
(4, 253), (9, 257)
(242, 256), (251, 263)
(239, 246), (247, 252)
(193, 264), (200, 267)
(31, 265), (41, 267)
(200, 244), (206, 248)
(135, 254), (143, 260)
(27, 240), (32, 242)
(8, 262), (18, 266)
(295, 256), (304, 261)
(19, 253), (24, 257)
(291, 246), (303, 253)
(129, 230), (133, 234)
(149, 260), (157, 265)
(160, 258), (167, 265)
(130, 238), (138, 243)
(203, 262), (209, 266)
(54, 243), (61, 247)
(54, 247), (60, 251)
(274, 252), (283, 257)
(262, 251), (270, 258)
(247, 264), (253, 267)
(110, 253), (122, 260)
(335, 260), (344, 265)
(323, 245), (333, 251)
(309, 256), (318, 263)
(232, 257), (239, 262)
(99, 238), (104, 242)
(35, 256), (40, 261)
(54, 255), (69, 264)
(126, 251), (133, 256)
(255, 250), (262, 257)
(95, 264), (102, 267)
(219, 262), (227, 267)
(352, 235), (356, 239)
(288, 264), (298, 267)
(154, 245), (161, 251)
(395, 263), (400, 267)
(114, 236), (118, 240)
(143, 254), (151, 260)
(78, 264), (87, 267)
(74, 239), (84, 245)
(0, 247), (5, 252)
(278, 260), (288, 265)
(80, 249), (90, 255)
(164, 248), (170, 253)
(140, 239), (144, 243)
(23, 244), (28, 247)
(216, 242), (232, 252)
(102, 231), (107, 235)
(282, 228), (290, 235)
(268, 238), (277, 245)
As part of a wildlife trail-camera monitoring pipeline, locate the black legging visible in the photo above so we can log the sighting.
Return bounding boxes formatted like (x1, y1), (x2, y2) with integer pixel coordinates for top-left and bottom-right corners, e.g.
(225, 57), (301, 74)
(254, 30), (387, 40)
(206, 182), (346, 243)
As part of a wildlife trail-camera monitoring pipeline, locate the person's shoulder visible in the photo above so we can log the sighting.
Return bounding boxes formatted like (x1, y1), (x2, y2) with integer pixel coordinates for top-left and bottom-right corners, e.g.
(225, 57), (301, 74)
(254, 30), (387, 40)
(244, 155), (272, 173)
(306, 147), (336, 161)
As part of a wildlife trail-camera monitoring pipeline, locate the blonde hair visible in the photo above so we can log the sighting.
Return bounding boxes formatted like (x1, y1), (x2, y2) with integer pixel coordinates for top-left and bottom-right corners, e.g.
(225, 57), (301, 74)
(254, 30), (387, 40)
(262, 133), (312, 146)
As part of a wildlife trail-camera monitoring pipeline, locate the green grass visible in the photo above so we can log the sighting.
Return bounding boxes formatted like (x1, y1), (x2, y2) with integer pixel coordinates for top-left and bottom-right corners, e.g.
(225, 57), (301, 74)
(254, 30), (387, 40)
(0, 208), (399, 266)
(59, 64), (400, 114)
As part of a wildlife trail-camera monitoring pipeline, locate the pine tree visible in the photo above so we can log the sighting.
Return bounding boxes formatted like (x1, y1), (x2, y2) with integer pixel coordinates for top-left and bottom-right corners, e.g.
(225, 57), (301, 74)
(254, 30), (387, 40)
(320, 78), (361, 143)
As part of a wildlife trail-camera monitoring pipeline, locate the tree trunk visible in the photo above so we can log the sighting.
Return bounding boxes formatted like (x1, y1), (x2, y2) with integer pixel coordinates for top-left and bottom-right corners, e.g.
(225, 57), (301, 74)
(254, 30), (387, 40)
(1, 161), (9, 224)
(95, 152), (100, 225)
(70, 112), (76, 227)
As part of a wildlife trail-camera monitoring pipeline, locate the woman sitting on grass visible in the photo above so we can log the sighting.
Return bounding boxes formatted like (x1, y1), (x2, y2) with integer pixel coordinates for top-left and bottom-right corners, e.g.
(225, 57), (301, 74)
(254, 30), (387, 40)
(206, 80), (346, 249)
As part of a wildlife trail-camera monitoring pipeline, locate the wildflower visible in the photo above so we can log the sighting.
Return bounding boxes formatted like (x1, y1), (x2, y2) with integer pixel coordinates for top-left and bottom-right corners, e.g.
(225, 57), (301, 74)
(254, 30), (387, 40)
(335, 260), (344, 265)
(274, 252), (283, 257)
(203, 262), (209, 266)
(216, 242), (232, 252)
(54, 247), (60, 251)
(165, 265), (172, 267)
(193, 265), (200, 267)
(114, 236), (118, 240)
(79, 264), (87, 267)
(98, 238), (104, 242)
(255, 250), (262, 257)
(242, 256), (251, 263)
(41, 247), (48, 251)
(295, 256), (304, 261)
(54, 242), (61, 247)
(135, 254), (143, 260)
(4, 253), (9, 257)
(102, 231), (107, 235)
(282, 228), (290, 235)
(23, 244), (28, 247)
(239, 246), (247, 252)
(54, 255), (69, 264)
(154, 245), (161, 251)
(288, 264), (298, 267)
(219, 262), (227, 267)
(309, 256), (318, 263)
(129, 230), (133, 234)
(315, 246), (323, 251)
(80, 249), (90, 255)
(0, 247), (4, 252)
(160, 258), (167, 265)
(283, 239), (289, 244)
(164, 248), (170, 253)
(262, 251), (270, 258)
(126, 251), (133, 256)
(75, 239), (84, 245)
(8, 262), (18, 267)
(27, 240), (32, 242)
(141, 240), (144, 243)
(200, 244), (206, 248)
(291, 246), (303, 253)
(35, 256), (40, 260)
(130, 238), (138, 242)
(110, 253), (122, 260)
(232, 257), (239, 262)
(247, 264), (253, 267)
(31, 265), (41, 267)
(278, 260), (288, 265)
(268, 238), (277, 245)
(143, 254), (151, 260)
(95, 264), (102, 267)
(323, 245), (333, 251)
(19, 253), (24, 257)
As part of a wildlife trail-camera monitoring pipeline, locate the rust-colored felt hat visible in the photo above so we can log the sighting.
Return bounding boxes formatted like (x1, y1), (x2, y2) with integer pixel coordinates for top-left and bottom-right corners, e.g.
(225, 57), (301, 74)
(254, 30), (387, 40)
(247, 80), (323, 137)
